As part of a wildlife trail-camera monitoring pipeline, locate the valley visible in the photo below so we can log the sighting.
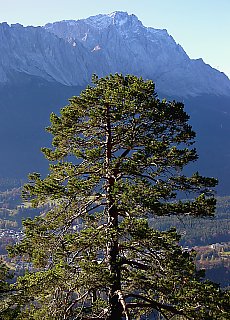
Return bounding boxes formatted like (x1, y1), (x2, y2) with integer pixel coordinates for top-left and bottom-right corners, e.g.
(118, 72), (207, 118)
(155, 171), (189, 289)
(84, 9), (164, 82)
(0, 183), (229, 287)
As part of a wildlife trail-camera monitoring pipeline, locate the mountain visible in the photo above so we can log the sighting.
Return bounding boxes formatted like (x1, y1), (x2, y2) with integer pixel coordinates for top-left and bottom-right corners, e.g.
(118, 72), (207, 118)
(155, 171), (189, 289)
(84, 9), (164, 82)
(44, 12), (230, 97)
(0, 12), (230, 97)
(0, 12), (230, 193)
(0, 22), (92, 86)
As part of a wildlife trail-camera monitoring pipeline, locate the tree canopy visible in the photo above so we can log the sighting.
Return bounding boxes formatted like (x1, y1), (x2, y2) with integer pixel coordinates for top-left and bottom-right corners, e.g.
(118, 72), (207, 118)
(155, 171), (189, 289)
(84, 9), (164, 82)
(1, 74), (229, 319)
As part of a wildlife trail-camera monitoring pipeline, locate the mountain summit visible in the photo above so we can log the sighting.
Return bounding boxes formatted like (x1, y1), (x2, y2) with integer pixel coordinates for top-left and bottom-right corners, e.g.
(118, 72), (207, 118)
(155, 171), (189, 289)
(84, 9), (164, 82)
(0, 12), (229, 97)
(44, 12), (230, 97)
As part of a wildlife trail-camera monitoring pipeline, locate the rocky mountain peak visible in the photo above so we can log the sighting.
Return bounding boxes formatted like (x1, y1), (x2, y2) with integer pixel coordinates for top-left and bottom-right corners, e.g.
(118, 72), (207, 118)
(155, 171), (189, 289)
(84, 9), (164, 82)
(77, 11), (141, 30)
(0, 12), (229, 97)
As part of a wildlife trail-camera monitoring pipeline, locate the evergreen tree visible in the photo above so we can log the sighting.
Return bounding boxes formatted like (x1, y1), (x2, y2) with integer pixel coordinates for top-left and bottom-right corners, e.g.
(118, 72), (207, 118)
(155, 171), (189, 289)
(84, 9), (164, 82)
(2, 74), (229, 319)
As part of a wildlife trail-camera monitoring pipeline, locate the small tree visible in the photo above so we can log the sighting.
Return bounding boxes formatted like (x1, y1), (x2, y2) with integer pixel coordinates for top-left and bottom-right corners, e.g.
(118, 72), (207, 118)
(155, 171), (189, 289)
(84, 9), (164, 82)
(2, 74), (229, 319)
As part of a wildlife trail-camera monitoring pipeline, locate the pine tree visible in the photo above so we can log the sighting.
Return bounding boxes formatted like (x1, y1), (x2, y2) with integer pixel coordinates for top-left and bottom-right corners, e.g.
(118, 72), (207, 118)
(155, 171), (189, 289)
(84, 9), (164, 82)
(2, 74), (229, 319)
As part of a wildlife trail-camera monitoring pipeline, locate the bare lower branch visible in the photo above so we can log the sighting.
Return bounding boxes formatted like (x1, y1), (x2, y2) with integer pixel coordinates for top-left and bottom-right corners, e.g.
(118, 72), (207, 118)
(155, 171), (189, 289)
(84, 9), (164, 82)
(125, 294), (191, 319)
(120, 257), (149, 270)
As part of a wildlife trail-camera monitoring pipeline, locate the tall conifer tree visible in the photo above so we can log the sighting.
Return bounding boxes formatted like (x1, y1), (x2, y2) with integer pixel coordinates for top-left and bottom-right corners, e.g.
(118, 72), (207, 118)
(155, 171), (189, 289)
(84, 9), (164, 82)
(2, 74), (229, 319)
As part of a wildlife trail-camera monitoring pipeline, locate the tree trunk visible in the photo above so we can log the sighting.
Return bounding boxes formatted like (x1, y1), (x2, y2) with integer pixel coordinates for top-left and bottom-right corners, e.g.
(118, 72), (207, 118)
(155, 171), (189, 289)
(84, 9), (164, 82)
(107, 202), (123, 320)
(105, 103), (123, 320)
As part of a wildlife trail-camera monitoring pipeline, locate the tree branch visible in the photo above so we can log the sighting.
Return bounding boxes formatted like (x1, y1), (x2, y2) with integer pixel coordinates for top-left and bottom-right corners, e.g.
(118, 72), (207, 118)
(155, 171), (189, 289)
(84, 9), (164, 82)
(115, 290), (131, 320)
(64, 290), (90, 318)
(120, 257), (149, 270)
(125, 294), (190, 319)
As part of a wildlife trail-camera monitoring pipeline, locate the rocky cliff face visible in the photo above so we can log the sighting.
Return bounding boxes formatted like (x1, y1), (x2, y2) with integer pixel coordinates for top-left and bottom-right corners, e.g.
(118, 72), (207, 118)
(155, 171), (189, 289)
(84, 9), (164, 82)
(45, 11), (230, 97)
(0, 11), (230, 97)
(0, 22), (92, 86)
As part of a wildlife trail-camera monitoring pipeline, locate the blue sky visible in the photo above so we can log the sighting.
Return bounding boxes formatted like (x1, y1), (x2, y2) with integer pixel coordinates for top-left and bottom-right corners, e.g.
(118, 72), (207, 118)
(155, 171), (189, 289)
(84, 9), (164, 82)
(1, 0), (229, 78)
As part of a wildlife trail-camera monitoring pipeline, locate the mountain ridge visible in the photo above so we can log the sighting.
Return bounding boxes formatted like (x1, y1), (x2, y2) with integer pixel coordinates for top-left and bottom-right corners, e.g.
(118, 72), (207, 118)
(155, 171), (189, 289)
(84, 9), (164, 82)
(44, 11), (230, 97)
(1, 12), (230, 193)
(0, 11), (230, 97)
